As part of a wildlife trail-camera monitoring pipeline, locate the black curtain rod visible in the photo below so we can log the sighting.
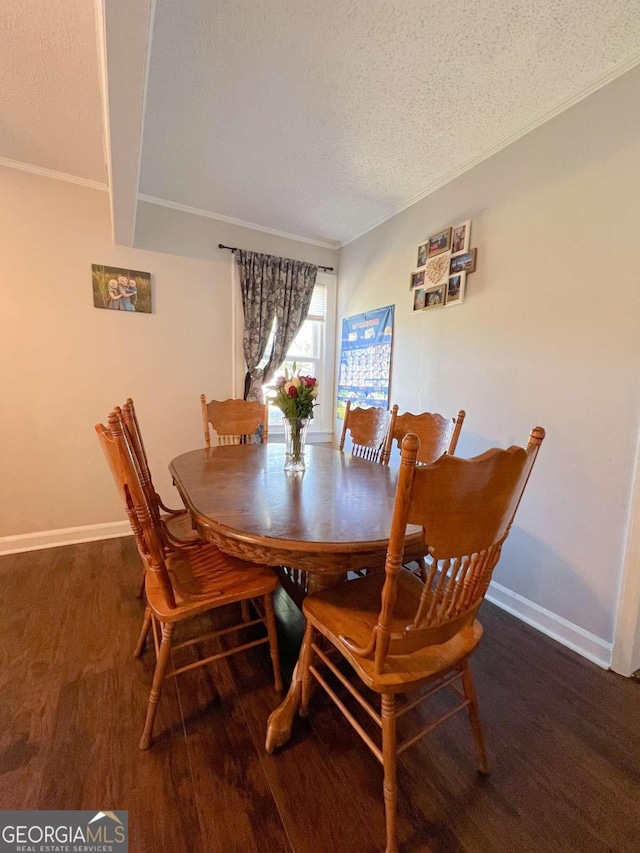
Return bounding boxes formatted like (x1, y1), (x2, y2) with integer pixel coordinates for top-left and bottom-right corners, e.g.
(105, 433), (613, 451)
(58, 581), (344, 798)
(218, 243), (334, 273)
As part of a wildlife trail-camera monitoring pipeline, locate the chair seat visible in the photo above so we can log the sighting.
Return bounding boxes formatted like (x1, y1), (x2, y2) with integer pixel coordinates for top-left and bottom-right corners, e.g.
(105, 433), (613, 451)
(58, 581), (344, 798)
(146, 543), (279, 622)
(303, 571), (483, 693)
(162, 510), (200, 543)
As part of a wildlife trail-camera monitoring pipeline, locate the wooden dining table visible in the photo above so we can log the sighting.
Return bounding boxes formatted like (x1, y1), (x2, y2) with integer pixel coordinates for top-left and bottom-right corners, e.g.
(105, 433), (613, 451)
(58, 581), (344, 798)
(169, 442), (427, 751)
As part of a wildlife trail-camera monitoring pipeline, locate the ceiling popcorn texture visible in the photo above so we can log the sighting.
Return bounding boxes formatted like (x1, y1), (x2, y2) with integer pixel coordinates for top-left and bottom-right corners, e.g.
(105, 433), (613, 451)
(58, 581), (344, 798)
(2, 0), (640, 244)
(0, 1), (105, 182)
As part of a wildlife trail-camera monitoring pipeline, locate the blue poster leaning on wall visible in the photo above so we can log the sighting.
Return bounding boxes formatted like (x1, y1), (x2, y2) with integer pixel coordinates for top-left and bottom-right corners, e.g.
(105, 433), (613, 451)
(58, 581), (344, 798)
(337, 305), (394, 420)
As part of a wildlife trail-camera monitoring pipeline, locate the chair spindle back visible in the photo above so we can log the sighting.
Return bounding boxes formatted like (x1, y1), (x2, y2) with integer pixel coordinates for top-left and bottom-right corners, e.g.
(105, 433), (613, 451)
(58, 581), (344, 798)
(121, 398), (160, 517)
(201, 396), (269, 447)
(381, 405), (465, 466)
(95, 408), (176, 610)
(341, 428), (545, 672)
(339, 401), (390, 463)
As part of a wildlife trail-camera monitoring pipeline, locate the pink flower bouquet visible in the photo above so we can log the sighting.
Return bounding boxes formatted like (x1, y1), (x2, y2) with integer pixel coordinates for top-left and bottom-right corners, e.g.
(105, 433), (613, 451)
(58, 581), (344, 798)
(271, 365), (319, 420)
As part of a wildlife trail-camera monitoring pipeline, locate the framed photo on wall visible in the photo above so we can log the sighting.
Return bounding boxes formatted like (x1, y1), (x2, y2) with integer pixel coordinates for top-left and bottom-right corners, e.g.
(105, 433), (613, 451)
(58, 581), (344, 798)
(413, 287), (427, 312)
(445, 272), (466, 305)
(410, 269), (425, 290)
(451, 220), (471, 256)
(416, 242), (428, 268)
(92, 264), (152, 313)
(427, 227), (452, 257)
(450, 249), (477, 275)
(424, 284), (446, 309)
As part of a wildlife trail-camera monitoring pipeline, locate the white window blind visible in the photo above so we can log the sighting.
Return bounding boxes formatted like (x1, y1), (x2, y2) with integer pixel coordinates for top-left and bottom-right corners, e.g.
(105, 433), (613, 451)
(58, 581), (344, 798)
(306, 283), (326, 322)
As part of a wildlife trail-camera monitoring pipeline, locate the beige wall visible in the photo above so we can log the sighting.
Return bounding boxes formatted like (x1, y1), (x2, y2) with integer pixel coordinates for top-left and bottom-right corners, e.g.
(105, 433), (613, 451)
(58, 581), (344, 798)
(337, 66), (640, 652)
(0, 167), (337, 539)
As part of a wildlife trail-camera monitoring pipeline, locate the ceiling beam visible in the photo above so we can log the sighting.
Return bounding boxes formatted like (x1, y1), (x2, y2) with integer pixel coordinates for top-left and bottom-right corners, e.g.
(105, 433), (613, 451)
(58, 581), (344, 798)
(95, 0), (154, 246)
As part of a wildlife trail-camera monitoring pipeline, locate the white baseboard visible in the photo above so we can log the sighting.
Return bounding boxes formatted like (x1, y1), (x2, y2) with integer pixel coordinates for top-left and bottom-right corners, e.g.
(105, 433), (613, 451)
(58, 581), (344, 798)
(487, 580), (612, 669)
(0, 521), (131, 556)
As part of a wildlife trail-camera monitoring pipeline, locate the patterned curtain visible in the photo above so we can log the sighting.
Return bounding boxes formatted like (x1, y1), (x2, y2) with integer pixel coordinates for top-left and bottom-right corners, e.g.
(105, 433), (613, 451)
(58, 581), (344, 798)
(236, 250), (318, 402)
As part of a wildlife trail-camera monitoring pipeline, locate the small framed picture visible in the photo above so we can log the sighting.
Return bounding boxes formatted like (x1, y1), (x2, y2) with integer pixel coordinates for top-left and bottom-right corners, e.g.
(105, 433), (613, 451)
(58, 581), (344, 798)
(445, 272), (466, 306)
(410, 269), (425, 290)
(412, 287), (427, 312)
(92, 264), (152, 313)
(416, 242), (428, 268)
(424, 251), (451, 286)
(450, 248), (477, 275)
(451, 220), (471, 256)
(427, 227), (452, 257)
(424, 284), (446, 309)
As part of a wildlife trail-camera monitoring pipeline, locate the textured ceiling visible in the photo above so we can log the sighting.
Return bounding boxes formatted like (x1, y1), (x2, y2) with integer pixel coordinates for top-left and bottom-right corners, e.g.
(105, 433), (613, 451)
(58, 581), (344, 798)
(0, 1), (105, 182)
(3, 1), (640, 245)
(140, 0), (640, 244)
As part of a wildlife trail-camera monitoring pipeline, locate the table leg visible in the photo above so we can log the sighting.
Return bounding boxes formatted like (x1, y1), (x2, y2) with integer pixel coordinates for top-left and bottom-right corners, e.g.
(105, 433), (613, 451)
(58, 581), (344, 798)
(265, 661), (303, 753)
(265, 571), (339, 753)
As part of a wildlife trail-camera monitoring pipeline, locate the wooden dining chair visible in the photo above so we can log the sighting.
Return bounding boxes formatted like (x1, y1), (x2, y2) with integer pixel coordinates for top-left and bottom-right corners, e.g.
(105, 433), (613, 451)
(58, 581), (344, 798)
(201, 396), (269, 447)
(381, 405), (466, 581)
(298, 427), (545, 853)
(339, 401), (390, 463)
(96, 408), (283, 750)
(381, 405), (465, 466)
(121, 398), (201, 554)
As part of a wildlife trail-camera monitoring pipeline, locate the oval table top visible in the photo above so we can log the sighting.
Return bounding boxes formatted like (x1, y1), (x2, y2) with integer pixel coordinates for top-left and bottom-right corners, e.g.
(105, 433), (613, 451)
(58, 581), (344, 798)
(169, 443), (425, 574)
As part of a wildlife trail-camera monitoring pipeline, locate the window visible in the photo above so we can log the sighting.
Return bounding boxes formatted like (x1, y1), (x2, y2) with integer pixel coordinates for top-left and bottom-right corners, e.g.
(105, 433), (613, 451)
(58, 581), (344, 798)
(262, 274), (336, 438)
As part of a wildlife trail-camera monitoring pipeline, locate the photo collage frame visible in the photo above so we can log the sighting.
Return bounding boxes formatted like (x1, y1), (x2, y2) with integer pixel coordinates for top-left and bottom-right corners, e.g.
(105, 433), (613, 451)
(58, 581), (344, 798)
(410, 220), (476, 313)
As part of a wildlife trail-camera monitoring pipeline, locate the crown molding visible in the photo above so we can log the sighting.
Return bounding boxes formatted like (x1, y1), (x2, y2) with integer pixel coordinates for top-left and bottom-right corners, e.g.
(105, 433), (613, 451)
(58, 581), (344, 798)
(0, 156), (108, 191)
(340, 52), (640, 247)
(0, 154), (338, 250)
(137, 193), (340, 250)
(3, 50), (638, 252)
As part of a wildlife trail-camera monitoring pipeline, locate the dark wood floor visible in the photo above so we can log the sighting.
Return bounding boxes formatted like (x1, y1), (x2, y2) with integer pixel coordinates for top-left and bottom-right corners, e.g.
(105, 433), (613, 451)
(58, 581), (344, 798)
(1, 538), (639, 852)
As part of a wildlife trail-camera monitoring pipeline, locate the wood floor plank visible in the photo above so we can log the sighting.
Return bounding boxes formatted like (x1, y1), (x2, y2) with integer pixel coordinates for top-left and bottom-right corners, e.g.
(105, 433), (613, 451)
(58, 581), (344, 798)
(309, 693), (447, 853)
(0, 538), (204, 853)
(227, 646), (382, 853)
(1, 539), (639, 853)
(171, 611), (294, 853)
(37, 665), (203, 853)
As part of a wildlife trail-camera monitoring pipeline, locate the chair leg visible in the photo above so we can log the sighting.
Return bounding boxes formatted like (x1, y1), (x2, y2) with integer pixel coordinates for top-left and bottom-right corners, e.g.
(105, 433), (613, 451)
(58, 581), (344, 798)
(381, 694), (399, 853)
(263, 594), (283, 692)
(136, 567), (146, 599)
(241, 600), (251, 623)
(299, 621), (316, 718)
(461, 662), (490, 775)
(134, 606), (152, 657)
(139, 621), (175, 750)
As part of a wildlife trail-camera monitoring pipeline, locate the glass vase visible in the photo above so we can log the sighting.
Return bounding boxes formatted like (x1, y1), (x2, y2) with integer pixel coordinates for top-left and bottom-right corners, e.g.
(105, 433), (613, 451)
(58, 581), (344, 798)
(283, 417), (309, 472)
